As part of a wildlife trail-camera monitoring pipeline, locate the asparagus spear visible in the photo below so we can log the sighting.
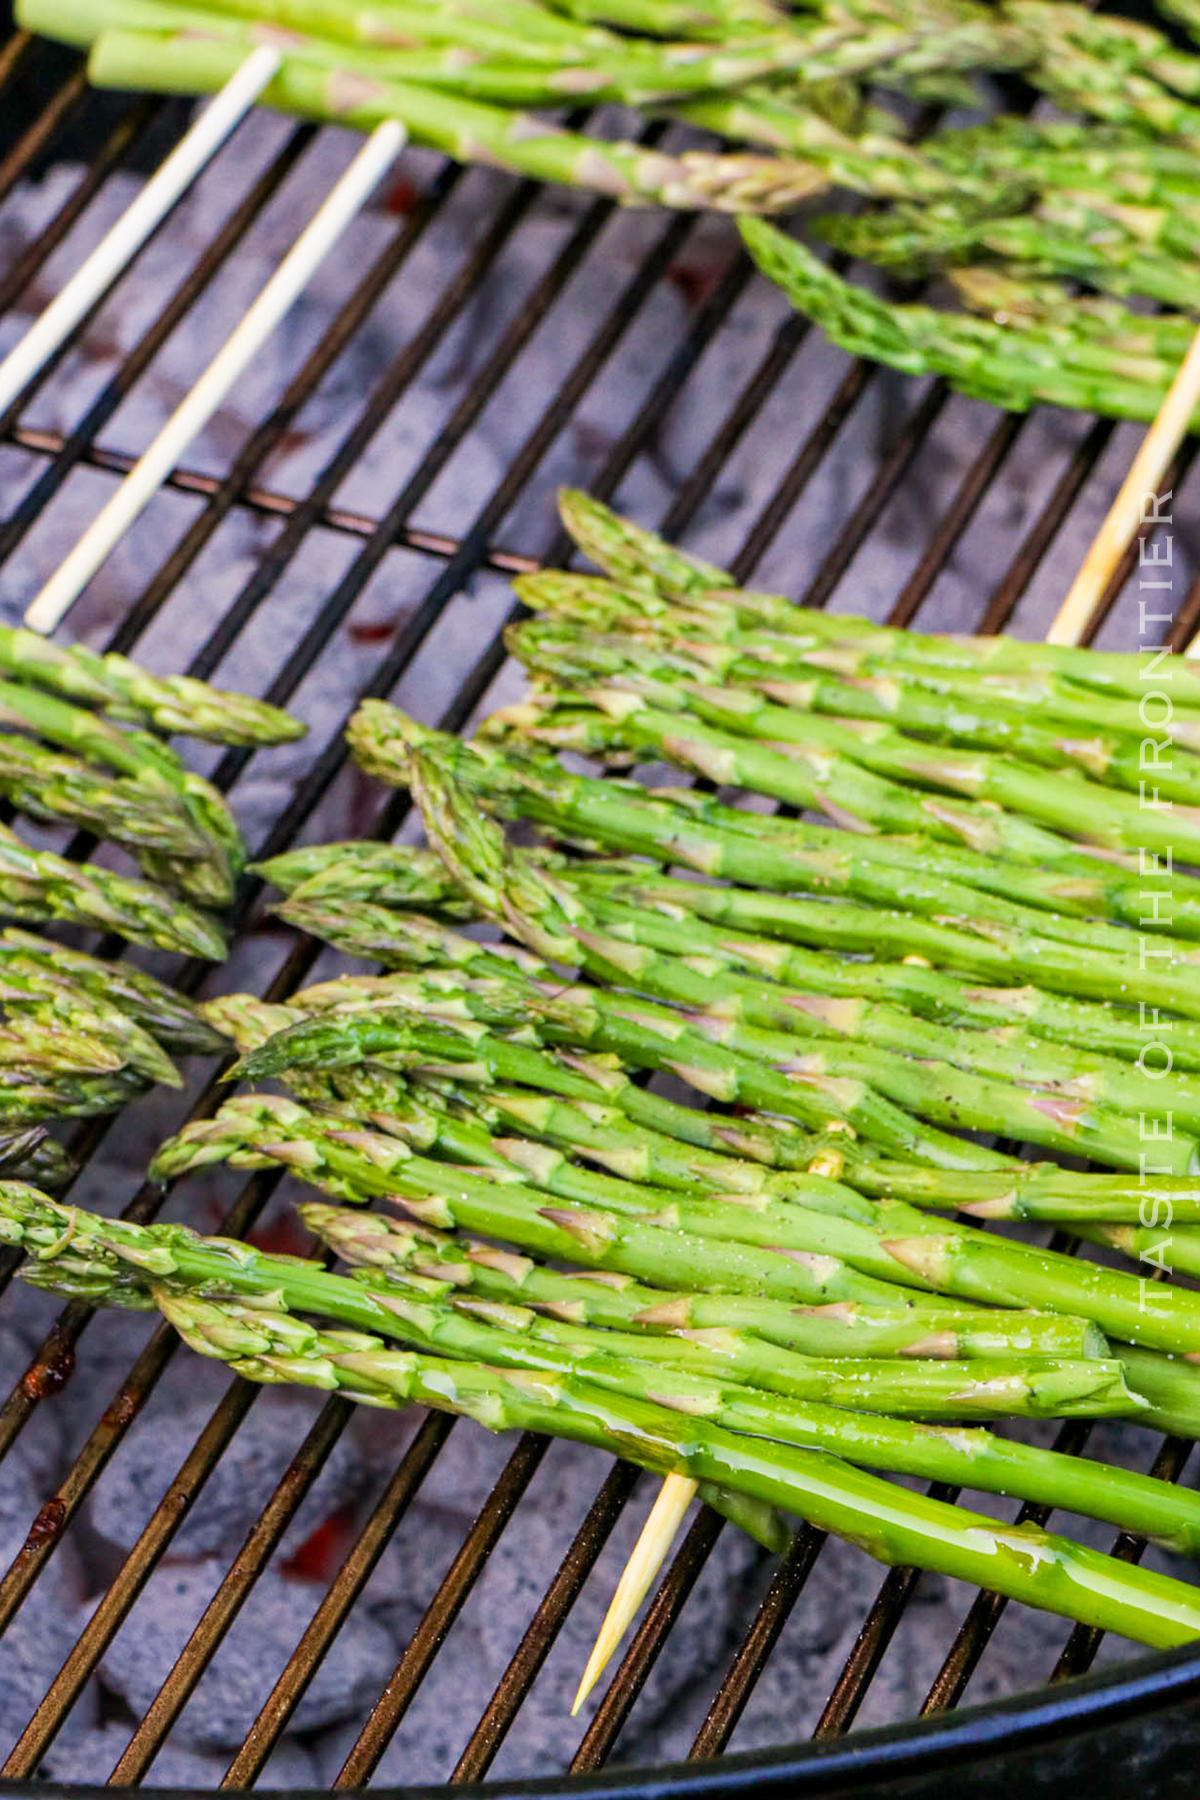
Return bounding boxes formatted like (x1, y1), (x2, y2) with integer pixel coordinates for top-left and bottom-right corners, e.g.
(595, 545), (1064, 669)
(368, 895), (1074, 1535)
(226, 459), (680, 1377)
(1, 1188), (1141, 1427)
(346, 707), (1200, 950)
(551, 485), (1200, 708)
(0, 623), (302, 744)
(143, 1288), (1200, 1647)
(0, 929), (227, 1055)
(0, 1128), (74, 1188)
(0, 825), (226, 958)
(157, 1091), (1200, 1354)
(304, 1202), (1110, 1364)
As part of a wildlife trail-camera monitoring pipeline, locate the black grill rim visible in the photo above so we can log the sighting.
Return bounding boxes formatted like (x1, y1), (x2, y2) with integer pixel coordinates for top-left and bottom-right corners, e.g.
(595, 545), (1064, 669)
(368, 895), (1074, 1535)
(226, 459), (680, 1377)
(4, 1637), (1200, 1799)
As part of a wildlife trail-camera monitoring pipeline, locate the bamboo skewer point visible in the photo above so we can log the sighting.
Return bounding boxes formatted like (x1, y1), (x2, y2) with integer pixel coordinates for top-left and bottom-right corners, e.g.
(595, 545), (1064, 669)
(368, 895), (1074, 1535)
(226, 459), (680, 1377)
(572, 1471), (699, 1716)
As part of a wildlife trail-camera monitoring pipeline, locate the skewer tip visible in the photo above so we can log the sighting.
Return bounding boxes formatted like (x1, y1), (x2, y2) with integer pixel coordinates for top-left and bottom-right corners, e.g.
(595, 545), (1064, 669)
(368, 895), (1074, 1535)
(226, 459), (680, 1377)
(571, 1473), (699, 1717)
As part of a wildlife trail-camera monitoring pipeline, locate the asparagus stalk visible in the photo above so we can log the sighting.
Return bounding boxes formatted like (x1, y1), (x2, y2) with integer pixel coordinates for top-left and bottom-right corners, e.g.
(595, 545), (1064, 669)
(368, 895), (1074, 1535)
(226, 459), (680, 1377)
(1, 1188), (1141, 1427)
(345, 707), (1200, 952)
(144, 1288), (1200, 1648)
(0, 825), (226, 958)
(304, 1202), (1110, 1364)
(0, 622), (302, 744)
(158, 1090), (1200, 1354)
(551, 485), (1200, 707)
(0, 929), (227, 1055)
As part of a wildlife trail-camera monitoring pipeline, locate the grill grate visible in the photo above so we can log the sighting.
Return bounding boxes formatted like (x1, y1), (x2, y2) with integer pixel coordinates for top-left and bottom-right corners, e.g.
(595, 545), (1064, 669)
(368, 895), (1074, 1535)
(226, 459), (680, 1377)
(1, 20), (1200, 1795)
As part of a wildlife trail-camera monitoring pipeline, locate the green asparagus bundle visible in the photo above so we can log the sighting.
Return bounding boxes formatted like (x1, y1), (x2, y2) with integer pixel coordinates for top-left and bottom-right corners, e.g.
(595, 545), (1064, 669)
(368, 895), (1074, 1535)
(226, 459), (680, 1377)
(740, 218), (1200, 431)
(162, 1086), (1200, 1354)
(492, 662), (1200, 864)
(206, 980), (1200, 1252)
(507, 604), (1200, 800)
(20, 1190), (1200, 1546)
(0, 824), (225, 958)
(0, 625), (302, 745)
(345, 708), (1200, 955)
(139, 1288), (1200, 1650)
(266, 868), (1200, 1165)
(0, 677), (242, 907)
(9, 1187), (1200, 1647)
(550, 487), (1200, 710)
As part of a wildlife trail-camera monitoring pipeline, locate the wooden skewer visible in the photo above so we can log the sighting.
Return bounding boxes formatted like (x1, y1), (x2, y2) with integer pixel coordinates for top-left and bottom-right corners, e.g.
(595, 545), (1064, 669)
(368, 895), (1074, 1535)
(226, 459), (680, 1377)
(0, 45), (282, 424)
(1047, 321), (1200, 649)
(571, 1471), (698, 1716)
(572, 325), (1200, 1716)
(25, 116), (406, 634)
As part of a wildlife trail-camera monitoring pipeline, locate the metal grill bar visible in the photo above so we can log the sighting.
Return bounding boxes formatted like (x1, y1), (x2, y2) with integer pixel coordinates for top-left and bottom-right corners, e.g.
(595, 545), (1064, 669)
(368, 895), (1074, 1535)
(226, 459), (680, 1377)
(0, 27), (1197, 1793)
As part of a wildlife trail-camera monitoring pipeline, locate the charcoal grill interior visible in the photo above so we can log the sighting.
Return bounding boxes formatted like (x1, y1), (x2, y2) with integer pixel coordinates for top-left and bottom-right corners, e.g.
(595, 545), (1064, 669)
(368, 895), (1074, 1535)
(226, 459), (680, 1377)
(3, 17), (1200, 1797)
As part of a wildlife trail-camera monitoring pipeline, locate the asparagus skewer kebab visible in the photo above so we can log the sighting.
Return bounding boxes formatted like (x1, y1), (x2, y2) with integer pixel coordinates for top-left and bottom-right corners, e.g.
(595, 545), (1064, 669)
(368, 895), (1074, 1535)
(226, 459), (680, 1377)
(154, 1091), (962, 1314)
(553, 483), (1200, 712)
(0, 825), (226, 958)
(158, 1090), (1200, 1355)
(345, 708), (1200, 951)
(23, 0), (1028, 111)
(21, 1197), (1200, 1567)
(273, 877), (1200, 1117)
(261, 842), (1200, 1063)
(0, 930), (227, 1056)
(77, 1274), (1200, 1651)
(508, 606), (1200, 800)
(0, 677), (241, 906)
(491, 675), (1200, 867)
(0, 736), (212, 858)
(85, 27), (836, 216)
(0, 624), (302, 744)
(3, 1189), (1143, 1426)
(303, 1201), (1111, 1374)
(390, 762), (1198, 1168)
(211, 985), (1200, 1235)
(739, 218), (1200, 436)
